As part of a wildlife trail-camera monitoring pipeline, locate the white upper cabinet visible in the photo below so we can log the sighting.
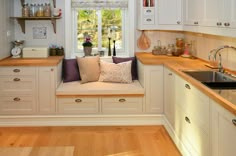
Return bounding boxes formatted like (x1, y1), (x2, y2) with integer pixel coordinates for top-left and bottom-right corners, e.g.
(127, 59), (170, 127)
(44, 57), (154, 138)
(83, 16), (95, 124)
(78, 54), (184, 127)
(183, 0), (205, 26)
(137, 0), (182, 30)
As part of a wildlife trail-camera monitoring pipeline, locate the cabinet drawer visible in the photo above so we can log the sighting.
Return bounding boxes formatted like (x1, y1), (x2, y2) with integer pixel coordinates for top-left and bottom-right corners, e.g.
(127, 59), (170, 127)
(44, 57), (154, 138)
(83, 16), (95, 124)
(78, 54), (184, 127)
(175, 106), (210, 156)
(57, 97), (99, 114)
(0, 76), (36, 95)
(0, 67), (36, 76)
(0, 96), (36, 114)
(101, 97), (143, 114)
(143, 16), (155, 25)
(143, 8), (155, 15)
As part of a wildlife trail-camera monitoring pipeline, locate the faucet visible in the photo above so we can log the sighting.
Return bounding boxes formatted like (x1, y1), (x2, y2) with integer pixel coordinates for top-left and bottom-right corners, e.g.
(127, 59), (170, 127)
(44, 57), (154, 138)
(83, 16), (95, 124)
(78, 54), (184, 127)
(208, 49), (216, 61)
(213, 45), (236, 72)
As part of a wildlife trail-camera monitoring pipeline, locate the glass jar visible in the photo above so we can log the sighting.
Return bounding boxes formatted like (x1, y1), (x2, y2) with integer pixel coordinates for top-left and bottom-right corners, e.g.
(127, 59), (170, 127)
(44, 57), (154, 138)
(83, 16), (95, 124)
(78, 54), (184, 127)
(44, 3), (51, 17)
(29, 4), (36, 17)
(37, 4), (44, 17)
(176, 38), (184, 48)
(22, 3), (29, 17)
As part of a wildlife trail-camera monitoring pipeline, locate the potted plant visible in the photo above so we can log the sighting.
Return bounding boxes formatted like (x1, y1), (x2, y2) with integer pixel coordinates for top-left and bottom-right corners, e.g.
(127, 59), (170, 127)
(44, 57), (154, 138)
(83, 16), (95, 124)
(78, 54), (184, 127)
(83, 35), (93, 56)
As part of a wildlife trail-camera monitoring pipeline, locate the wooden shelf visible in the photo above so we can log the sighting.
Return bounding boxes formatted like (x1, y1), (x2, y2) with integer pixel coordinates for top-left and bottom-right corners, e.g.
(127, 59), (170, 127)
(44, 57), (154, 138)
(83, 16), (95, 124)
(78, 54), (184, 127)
(10, 17), (61, 34)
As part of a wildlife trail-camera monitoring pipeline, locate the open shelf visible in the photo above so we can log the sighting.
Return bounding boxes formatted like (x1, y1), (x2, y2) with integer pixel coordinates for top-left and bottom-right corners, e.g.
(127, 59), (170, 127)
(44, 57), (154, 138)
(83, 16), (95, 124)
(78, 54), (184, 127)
(10, 17), (61, 34)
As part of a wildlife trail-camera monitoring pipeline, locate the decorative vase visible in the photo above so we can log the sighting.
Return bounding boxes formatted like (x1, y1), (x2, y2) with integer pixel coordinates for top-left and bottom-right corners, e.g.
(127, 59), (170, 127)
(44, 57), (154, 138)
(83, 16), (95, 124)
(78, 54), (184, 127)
(83, 46), (92, 56)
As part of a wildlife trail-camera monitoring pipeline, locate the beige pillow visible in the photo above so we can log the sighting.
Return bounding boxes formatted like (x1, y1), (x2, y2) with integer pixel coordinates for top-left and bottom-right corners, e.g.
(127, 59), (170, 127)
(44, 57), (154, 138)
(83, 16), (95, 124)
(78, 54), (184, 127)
(76, 56), (100, 84)
(99, 60), (132, 83)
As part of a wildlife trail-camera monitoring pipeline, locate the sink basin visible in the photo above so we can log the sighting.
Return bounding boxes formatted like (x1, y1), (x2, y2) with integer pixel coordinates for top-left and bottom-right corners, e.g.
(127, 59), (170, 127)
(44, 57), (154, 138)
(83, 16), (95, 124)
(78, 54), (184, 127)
(182, 70), (236, 89)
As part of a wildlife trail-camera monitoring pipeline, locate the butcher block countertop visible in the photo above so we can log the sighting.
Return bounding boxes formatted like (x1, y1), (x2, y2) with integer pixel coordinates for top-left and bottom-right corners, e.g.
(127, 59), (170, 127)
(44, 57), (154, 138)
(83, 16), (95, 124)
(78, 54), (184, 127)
(136, 52), (236, 115)
(0, 56), (64, 66)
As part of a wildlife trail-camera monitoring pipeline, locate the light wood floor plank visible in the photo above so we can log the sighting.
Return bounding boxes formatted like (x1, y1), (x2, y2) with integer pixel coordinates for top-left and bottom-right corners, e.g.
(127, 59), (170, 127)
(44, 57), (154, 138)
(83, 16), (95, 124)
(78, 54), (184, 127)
(0, 125), (181, 156)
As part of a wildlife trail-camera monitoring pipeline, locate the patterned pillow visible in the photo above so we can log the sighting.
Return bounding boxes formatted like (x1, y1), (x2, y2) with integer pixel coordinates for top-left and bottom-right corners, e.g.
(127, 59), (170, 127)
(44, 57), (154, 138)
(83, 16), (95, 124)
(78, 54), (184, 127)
(99, 60), (132, 83)
(76, 56), (100, 84)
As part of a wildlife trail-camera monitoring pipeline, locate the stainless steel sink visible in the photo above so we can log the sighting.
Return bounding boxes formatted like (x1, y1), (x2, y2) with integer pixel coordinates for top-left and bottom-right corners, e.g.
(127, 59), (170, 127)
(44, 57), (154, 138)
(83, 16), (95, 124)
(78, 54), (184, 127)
(182, 70), (236, 89)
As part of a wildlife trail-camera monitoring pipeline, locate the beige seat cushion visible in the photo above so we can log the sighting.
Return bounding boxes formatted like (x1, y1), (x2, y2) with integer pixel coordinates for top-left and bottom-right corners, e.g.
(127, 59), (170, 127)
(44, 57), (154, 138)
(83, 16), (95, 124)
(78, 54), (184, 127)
(76, 56), (100, 84)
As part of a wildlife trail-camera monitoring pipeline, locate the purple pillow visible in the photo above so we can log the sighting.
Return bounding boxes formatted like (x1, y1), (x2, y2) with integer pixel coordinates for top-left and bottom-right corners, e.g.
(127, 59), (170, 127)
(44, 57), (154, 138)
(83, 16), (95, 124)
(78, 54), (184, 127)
(112, 56), (138, 80)
(63, 59), (81, 82)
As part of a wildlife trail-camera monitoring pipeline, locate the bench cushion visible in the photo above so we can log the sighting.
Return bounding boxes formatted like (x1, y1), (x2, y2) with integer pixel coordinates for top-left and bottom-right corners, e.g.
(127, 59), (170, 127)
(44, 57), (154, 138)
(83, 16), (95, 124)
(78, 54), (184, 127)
(56, 80), (144, 96)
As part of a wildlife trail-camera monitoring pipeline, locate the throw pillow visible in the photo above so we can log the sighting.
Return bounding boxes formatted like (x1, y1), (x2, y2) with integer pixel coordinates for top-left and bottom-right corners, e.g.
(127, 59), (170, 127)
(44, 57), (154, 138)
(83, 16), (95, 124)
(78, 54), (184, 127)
(99, 60), (132, 83)
(63, 59), (81, 83)
(112, 56), (138, 80)
(76, 55), (100, 84)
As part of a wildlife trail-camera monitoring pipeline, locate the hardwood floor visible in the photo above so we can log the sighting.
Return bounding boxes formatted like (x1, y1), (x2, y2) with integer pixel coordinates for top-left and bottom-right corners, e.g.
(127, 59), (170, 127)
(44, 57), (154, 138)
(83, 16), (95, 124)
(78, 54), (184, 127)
(0, 125), (181, 156)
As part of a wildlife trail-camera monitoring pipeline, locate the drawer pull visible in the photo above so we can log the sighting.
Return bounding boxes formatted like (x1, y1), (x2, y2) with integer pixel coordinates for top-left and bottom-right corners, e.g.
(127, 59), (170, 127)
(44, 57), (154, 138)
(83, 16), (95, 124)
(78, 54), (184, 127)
(168, 73), (172, 76)
(216, 22), (222, 26)
(13, 97), (21, 102)
(177, 21), (181, 24)
(119, 99), (126, 102)
(75, 99), (82, 103)
(146, 19), (152, 22)
(185, 84), (191, 90)
(232, 119), (236, 126)
(13, 78), (21, 82)
(185, 116), (191, 124)
(194, 21), (198, 25)
(13, 69), (20, 73)
(146, 9), (152, 13)
(224, 22), (230, 26)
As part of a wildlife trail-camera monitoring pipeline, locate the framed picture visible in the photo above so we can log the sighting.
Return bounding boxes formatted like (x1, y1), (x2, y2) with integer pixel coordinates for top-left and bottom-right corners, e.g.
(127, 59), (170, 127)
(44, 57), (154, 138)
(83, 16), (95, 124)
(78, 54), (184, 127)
(33, 27), (47, 39)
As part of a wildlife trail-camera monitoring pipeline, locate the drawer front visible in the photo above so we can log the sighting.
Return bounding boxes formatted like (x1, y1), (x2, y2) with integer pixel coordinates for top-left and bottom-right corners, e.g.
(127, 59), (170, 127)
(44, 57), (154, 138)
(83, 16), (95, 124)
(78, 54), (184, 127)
(175, 106), (210, 156)
(143, 8), (155, 15)
(57, 97), (99, 114)
(101, 97), (143, 114)
(0, 96), (36, 114)
(143, 16), (155, 25)
(0, 76), (36, 95)
(0, 67), (36, 76)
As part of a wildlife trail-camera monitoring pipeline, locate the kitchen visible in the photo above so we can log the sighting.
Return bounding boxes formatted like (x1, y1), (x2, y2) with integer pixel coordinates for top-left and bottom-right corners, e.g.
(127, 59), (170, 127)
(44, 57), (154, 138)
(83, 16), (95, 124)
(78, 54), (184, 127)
(0, 0), (236, 156)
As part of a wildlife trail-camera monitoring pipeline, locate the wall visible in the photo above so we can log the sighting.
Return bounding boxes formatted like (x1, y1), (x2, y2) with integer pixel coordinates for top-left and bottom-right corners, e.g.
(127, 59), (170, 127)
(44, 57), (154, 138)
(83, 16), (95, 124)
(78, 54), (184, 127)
(0, 0), (14, 59)
(13, 0), (65, 48)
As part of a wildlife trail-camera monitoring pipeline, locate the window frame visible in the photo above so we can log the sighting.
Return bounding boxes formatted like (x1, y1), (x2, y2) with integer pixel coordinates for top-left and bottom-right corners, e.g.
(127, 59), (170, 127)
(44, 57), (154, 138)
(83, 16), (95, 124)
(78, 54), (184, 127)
(71, 8), (128, 56)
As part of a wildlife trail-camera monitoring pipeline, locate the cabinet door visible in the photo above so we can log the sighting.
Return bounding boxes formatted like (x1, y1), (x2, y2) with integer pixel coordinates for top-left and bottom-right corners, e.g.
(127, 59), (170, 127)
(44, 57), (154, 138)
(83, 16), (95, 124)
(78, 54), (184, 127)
(164, 67), (176, 127)
(38, 67), (56, 113)
(211, 100), (236, 156)
(144, 65), (163, 113)
(158, 0), (182, 25)
(183, 0), (205, 26)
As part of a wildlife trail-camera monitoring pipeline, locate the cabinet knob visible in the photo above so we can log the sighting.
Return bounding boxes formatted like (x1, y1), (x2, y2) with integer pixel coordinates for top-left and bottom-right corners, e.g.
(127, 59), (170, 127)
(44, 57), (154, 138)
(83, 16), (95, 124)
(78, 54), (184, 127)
(185, 84), (191, 90)
(13, 78), (21, 82)
(75, 99), (82, 103)
(51, 68), (54, 72)
(216, 22), (222, 26)
(185, 116), (191, 124)
(194, 21), (198, 25)
(13, 69), (20, 73)
(119, 99), (126, 102)
(177, 21), (181, 24)
(224, 22), (230, 26)
(13, 97), (21, 102)
(232, 119), (236, 126)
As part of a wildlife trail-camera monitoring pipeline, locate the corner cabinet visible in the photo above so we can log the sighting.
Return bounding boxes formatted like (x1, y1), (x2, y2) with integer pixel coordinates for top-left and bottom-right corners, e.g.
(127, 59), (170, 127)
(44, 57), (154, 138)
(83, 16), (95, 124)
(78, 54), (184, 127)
(137, 0), (182, 30)
(138, 61), (163, 113)
(211, 99), (236, 156)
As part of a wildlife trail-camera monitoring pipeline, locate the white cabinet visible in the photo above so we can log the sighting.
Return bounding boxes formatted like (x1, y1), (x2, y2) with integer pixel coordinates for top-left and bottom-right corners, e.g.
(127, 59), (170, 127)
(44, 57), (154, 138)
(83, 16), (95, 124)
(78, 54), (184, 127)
(137, 0), (182, 30)
(138, 61), (163, 113)
(168, 74), (210, 156)
(158, 0), (182, 30)
(164, 67), (176, 127)
(211, 100), (236, 156)
(183, 0), (205, 26)
(0, 67), (37, 114)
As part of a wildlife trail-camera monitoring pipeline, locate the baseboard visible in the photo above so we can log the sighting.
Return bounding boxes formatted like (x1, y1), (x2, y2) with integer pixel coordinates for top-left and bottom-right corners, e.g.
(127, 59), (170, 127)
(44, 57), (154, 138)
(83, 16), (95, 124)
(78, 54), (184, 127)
(163, 116), (191, 156)
(0, 114), (164, 127)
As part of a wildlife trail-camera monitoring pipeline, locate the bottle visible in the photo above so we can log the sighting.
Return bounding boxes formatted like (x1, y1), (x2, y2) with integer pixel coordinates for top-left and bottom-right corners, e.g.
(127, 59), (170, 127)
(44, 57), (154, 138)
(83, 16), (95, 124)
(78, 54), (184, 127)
(37, 4), (44, 17)
(44, 3), (51, 17)
(22, 3), (29, 17)
(29, 3), (36, 17)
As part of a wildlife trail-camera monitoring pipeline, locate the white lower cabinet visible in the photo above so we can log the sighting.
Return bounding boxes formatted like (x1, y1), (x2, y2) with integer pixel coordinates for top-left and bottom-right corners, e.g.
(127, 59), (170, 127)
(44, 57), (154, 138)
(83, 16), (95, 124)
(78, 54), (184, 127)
(57, 97), (100, 114)
(138, 61), (163, 113)
(101, 97), (143, 114)
(211, 100), (236, 156)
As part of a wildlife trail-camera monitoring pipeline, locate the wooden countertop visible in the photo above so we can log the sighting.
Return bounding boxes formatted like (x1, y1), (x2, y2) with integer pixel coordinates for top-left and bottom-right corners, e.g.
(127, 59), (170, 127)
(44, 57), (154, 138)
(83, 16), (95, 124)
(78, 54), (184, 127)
(0, 56), (64, 66)
(136, 52), (236, 115)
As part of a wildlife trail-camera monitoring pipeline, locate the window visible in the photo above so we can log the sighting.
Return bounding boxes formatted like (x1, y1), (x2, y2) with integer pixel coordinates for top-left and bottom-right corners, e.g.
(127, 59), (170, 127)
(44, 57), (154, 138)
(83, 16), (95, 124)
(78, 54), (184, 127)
(71, 0), (129, 56)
